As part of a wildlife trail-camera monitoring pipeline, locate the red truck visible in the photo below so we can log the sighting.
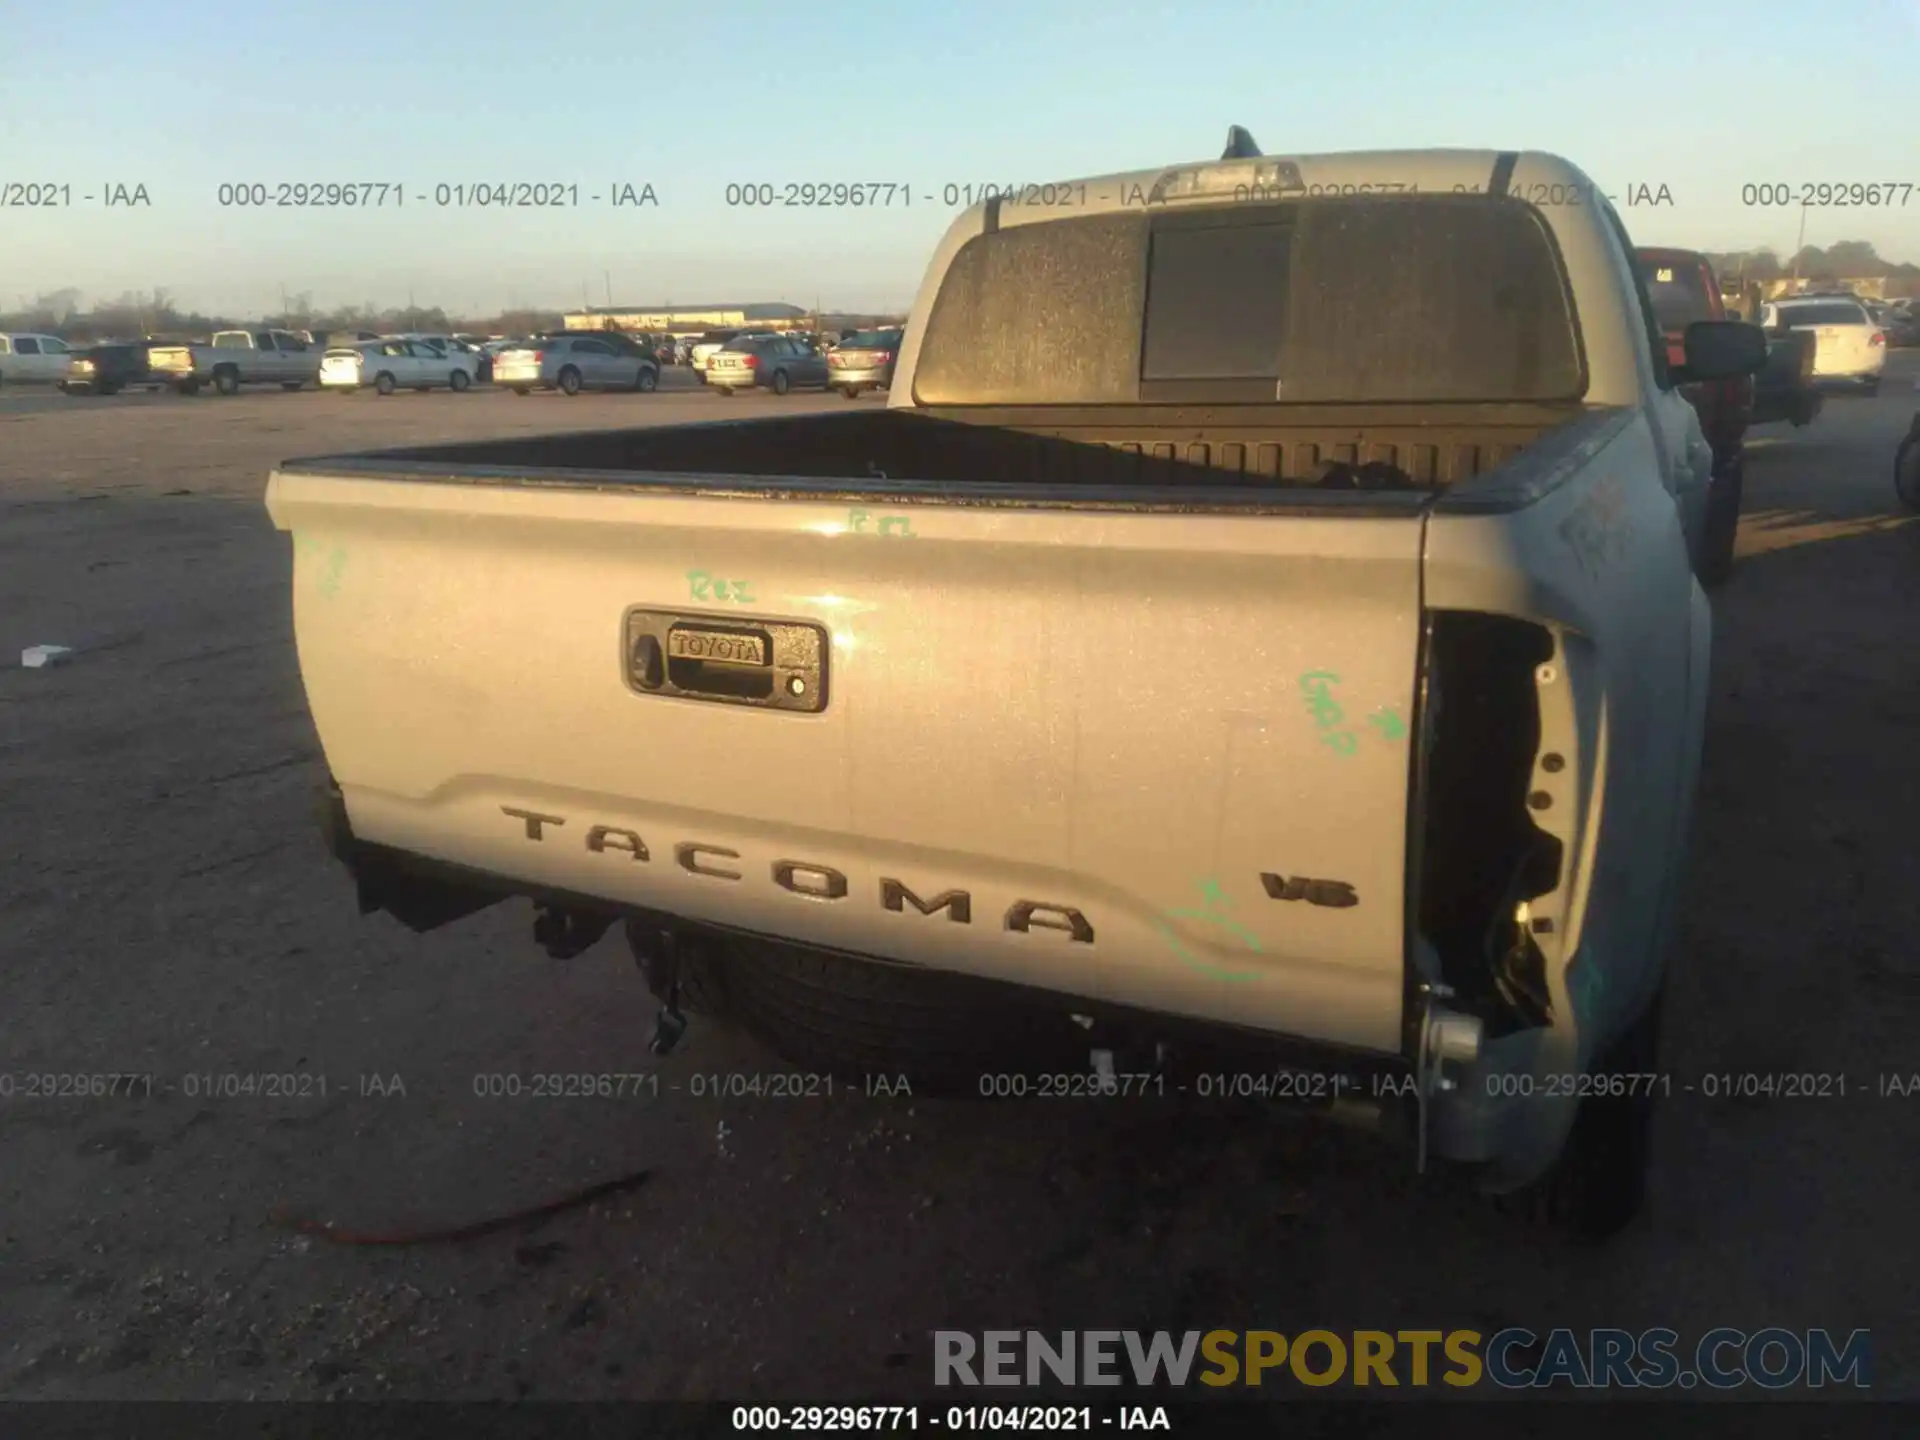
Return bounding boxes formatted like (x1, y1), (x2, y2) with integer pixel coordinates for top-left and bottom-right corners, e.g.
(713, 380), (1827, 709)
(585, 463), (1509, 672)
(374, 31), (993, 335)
(1635, 248), (1752, 583)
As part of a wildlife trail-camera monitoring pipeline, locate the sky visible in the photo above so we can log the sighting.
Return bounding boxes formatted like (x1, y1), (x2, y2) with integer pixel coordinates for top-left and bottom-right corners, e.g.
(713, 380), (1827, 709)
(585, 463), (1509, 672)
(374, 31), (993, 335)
(3, 0), (1918, 318)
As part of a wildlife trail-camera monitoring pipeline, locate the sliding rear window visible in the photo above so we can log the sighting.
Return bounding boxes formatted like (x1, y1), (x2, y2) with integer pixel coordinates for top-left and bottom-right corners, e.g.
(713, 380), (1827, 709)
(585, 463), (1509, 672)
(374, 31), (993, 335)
(912, 194), (1586, 405)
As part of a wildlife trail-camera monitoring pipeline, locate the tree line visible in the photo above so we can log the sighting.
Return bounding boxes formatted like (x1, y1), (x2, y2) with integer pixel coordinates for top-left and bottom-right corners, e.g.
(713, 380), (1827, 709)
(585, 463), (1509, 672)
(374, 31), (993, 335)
(1703, 241), (1920, 290)
(7, 243), (1912, 341)
(0, 288), (567, 344)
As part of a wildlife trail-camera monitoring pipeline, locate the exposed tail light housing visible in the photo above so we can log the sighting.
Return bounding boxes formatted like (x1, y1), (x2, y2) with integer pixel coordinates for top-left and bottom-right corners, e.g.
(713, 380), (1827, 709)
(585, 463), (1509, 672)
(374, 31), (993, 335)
(1870, 330), (1885, 348)
(742, 354), (760, 369)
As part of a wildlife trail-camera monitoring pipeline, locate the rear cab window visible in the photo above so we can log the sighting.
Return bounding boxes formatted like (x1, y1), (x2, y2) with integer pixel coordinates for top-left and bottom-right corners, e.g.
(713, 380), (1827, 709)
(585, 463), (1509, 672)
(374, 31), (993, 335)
(1636, 255), (1718, 334)
(1776, 301), (1869, 327)
(912, 194), (1587, 406)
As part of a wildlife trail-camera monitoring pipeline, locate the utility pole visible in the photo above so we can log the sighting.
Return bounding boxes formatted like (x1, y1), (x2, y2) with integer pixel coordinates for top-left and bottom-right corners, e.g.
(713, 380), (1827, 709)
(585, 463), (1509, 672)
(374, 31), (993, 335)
(1790, 204), (1809, 289)
(604, 271), (612, 308)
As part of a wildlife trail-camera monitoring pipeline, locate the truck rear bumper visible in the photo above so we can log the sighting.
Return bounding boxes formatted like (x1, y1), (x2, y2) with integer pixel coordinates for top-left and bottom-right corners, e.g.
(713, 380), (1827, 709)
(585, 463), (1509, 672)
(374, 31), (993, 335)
(316, 777), (1419, 1126)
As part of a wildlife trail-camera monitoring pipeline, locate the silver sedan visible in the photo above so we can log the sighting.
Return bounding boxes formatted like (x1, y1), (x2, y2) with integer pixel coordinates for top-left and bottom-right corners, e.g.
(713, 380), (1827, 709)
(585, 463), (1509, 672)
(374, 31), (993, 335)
(705, 334), (831, 396)
(491, 335), (655, 395)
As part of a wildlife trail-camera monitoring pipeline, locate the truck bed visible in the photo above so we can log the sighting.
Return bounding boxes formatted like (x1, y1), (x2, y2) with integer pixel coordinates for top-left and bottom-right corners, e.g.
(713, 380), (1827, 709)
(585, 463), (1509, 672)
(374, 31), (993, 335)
(287, 402), (1597, 510)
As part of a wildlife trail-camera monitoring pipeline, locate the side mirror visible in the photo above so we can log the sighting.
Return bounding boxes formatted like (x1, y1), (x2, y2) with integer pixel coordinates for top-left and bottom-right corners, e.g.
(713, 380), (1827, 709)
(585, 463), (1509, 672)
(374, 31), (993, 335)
(1671, 320), (1767, 383)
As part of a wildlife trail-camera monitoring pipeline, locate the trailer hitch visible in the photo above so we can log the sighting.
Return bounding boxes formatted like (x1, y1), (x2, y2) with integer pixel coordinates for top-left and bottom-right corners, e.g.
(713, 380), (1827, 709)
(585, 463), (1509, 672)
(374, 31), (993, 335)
(532, 904), (614, 960)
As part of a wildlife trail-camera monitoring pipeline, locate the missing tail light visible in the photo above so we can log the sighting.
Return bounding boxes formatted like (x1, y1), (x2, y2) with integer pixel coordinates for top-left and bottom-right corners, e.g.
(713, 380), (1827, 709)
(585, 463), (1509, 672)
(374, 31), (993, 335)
(1407, 612), (1565, 1044)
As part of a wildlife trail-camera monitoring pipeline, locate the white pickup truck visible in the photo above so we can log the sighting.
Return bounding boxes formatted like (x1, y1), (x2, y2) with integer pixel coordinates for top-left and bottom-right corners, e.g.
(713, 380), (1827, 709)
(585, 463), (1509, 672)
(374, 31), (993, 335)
(150, 328), (322, 396)
(266, 137), (1764, 1239)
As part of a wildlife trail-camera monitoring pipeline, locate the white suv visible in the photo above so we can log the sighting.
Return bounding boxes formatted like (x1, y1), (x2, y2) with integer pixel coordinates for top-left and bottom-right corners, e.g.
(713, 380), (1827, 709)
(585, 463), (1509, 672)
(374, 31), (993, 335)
(1761, 297), (1887, 394)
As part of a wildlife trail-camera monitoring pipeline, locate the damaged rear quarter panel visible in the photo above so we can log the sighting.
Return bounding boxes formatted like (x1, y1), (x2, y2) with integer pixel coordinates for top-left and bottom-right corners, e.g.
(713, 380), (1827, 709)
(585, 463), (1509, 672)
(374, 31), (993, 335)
(1420, 414), (1701, 1180)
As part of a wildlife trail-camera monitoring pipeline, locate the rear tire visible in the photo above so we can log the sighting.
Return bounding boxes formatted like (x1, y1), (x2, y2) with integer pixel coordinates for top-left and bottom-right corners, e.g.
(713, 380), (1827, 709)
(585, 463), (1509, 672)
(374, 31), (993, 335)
(176, 378), (201, 396)
(841, 385), (860, 400)
(374, 371), (396, 396)
(449, 368), (471, 392)
(511, 385), (530, 396)
(633, 366), (657, 393)
(1503, 984), (1665, 1241)
(708, 935), (1090, 1097)
(214, 369), (240, 396)
(715, 387), (733, 398)
(558, 367), (583, 396)
(771, 369), (791, 396)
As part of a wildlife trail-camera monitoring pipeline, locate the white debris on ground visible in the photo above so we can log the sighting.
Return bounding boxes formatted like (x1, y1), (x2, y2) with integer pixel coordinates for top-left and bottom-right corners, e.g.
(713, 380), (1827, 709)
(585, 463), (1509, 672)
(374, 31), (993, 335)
(21, 645), (75, 668)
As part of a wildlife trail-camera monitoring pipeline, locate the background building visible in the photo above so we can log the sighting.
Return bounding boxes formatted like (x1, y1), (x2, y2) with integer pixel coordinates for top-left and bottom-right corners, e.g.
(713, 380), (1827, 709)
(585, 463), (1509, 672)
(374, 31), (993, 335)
(564, 302), (809, 333)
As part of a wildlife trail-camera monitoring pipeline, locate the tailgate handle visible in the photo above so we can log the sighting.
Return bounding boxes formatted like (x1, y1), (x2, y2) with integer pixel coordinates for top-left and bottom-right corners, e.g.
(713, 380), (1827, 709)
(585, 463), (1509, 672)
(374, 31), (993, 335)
(625, 609), (828, 713)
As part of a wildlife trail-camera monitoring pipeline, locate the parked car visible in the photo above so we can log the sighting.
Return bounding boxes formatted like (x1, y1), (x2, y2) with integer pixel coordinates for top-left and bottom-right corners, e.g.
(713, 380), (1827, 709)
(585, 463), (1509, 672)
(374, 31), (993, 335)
(1882, 301), (1919, 348)
(394, 333), (490, 383)
(1634, 249), (1752, 584)
(147, 329), (322, 396)
(268, 142), (1767, 1241)
(0, 332), (76, 387)
(492, 334), (659, 395)
(534, 331), (663, 388)
(690, 330), (772, 374)
(1758, 297), (1887, 394)
(320, 338), (478, 395)
(827, 327), (904, 399)
(59, 341), (170, 395)
(704, 334), (830, 396)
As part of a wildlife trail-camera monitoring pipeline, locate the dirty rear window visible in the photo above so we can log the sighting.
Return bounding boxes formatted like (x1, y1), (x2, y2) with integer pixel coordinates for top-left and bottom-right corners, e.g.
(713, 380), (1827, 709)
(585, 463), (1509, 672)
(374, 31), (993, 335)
(912, 195), (1585, 405)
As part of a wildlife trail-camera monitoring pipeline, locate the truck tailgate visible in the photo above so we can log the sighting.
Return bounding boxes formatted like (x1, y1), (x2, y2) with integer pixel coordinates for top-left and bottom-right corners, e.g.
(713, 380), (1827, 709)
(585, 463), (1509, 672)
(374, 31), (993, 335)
(267, 473), (1427, 1053)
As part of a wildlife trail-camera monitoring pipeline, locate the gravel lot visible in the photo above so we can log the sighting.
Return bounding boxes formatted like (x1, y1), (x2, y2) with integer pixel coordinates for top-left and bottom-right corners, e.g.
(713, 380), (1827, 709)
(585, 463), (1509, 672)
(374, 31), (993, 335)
(2, 364), (1918, 1403)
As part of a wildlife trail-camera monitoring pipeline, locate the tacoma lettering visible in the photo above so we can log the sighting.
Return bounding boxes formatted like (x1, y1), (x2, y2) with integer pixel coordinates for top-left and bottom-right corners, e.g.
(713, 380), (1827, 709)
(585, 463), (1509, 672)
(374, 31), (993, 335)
(880, 878), (971, 923)
(499, 810), (1110, 941)
(586, 825), (648, 859)
(676, 842), (741, 880)
(773, 860), (848, 900)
